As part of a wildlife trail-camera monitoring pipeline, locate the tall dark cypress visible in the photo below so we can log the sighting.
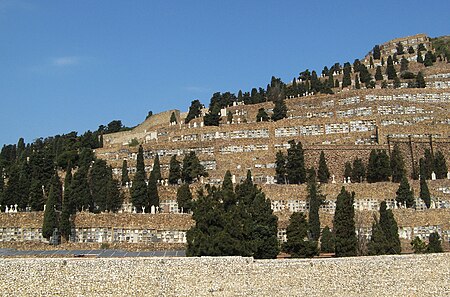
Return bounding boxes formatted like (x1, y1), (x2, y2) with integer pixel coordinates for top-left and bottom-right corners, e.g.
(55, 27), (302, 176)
(42, 186), (58, 240)
(333, 187), (357, 257)
(131, 145), (147, 212)
(121, 159), (130, 186)
(317, 151), (330, 183)
(307, 168), (323, 241)
(147, 170), (159, 209)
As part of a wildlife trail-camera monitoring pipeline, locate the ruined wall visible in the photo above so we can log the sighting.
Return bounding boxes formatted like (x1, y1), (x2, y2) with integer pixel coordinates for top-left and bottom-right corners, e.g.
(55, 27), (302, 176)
(1, 254), (449, 296)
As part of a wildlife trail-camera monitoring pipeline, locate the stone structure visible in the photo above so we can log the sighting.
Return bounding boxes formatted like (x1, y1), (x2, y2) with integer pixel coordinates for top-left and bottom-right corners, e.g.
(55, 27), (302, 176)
(0, 254), (449, 296)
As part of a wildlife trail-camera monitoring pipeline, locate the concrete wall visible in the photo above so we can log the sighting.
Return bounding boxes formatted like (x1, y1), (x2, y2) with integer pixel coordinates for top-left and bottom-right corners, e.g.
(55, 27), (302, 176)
(0, 254), (449, 296)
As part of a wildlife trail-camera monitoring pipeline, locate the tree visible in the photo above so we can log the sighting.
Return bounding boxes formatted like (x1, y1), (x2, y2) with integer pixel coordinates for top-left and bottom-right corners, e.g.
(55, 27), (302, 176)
(121, 160), (129, 186)
(320, 226), (334, 253)
(185, 100), (202, 124)
(275, 151), (286, 184)
(176, 183), (192, 213)
(351, 157), (366, 183)
(393, 77), (401, 89)
(416, 71), (426, 88)
(396, 176), (415, 208)
(342, 63), (352, 87)
(375, 66), (383, 81)
(418, 43), (426, 52)
(410, 237), (427, 254)
(386, 56), (397, 80)
(417, 52), (424, 63)
(367, 150), (391, 183)
(271, 99), (287, 121)
(379, 201), (401, 254)
(373, 45), (381, 60)
(28, 178), (45, 211)
(368, 220), (386, 255)
(182, 152), (206, 183)
(419, 174), (431, 208)
(256, 108), (269, 122)
(354, 75), (361, 89)
(168, 155), (181, 185)
(423, 149), (434, 179)
(284, 212), (318, 258)
(408, 46), (415, 54)
(424, 51), (434, 67)
(426, 232), (443, 253)
(396, 42), (404, 55)
(390, 143), (406, 183)
(434, 151), (448, 179)
(70, 166), (92, 212)
(317, 151), (330, 183)
(42, 186), (58, 240)
(147, 170), (159, 209)
(152, 155), (162, 181)
(131, 146), (147, 212)
(90, 159), (109, 212)
(286, 140), (306, 184)
(344, 162), (352, 180)
(400, 57), (409, 72)
(170, 112), (177, 124)
(307, 168), (324, 241)
(333, 187), (357, 257)
(105, 167), (122, 212)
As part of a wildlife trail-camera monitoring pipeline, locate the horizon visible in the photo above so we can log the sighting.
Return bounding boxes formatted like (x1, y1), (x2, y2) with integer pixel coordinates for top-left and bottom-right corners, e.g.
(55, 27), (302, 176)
(1, 0), (450, 146)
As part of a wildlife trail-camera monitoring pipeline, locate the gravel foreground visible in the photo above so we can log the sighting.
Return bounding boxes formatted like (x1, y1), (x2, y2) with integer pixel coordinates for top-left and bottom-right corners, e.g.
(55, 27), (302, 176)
(0, 253), (449, 296)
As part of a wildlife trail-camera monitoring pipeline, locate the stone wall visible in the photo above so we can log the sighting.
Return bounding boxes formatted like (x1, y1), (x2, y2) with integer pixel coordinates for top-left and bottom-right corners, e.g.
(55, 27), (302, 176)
(0, 254), (449, 296)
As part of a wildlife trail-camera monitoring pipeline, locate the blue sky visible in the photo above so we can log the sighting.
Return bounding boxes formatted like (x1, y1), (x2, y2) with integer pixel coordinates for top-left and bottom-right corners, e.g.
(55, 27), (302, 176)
(1, 0), (449, 146)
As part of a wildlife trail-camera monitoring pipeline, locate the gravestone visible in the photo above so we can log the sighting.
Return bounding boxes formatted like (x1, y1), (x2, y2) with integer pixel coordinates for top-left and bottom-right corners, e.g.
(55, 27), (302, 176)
(142, 206), (146, 213)
(132, 207), (137, 214)
(232, 175), (236, 184)
(347, 177), (351, 183)
(151, 205), (156, 214)
(447, 172), (450, 179)
(331, 175), (336, 184)
(5, 205), (8, 213)
(431, 172), (436, 180)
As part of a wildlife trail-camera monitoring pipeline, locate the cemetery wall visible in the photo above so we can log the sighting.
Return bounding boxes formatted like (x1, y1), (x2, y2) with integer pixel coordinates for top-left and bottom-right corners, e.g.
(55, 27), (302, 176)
(1, 254), (449, 296)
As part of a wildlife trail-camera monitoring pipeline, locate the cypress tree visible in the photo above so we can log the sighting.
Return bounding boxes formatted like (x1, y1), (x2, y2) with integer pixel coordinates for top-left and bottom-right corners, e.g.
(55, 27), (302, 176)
(378, 150), (392, 182)
(28, 178), (45, 211)
(395, 176), (415, 208)
(416, 71), (426, 88)
(271, 99), (287, 121)
(131, 146), (147, 212)
(106, 166), (122, 212)
(342, 64), (352, 87)
(320, 226), (335, 253)
(60, 166), (73, 240)
(333, 187), (357, 257)
(368, 220), (386, 255)
(42, 186), (58, 240)
(307, 168), (324, 241)
(396, 42), (404, 55)
(317, 151), (330, 183)
(375, 66), (383, 81)
(386, 56), (397, 80)
(426, 232), (443, 253)
(390, 144), (406, 183)
(286, 140), (306, 184)
(185, 99), (202, 124)
(221, 170), (236, 211)
(367, 150), (378, 183)
(419, 175), (431, 208)
(373, 45), (381, 60)
(400, 57), (409, 72)
(379, 201), (401, 254)
(351, 157), (366, 183)
(168, 155), (181, 185)
(256, 108), (269, 122)
(434, 151), (448, 179)
(417, 52), (424, 63)
(354, 75), (361, 89)
(121, 160), (129, 186)
(147, 170), (159, 209)
(284, 212), (318, 258)
(170, 112), (177, 124)
(71, 166), (92, 212)
(176, 183), (193, 213)
(3, 165), (20, 209)
(90, 159), (109, 212)
(423, 51), (434, 67)
(423, 149), (434, 179)
(408, 46), (415, 54)
(275, 151), (287, 184)
(152, 155), (162, 181)
(344, 162), (352, 180)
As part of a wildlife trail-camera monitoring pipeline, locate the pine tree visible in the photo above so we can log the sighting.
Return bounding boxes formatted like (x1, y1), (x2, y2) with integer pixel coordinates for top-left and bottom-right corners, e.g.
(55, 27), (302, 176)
(390, 143), (406, 183)
(284, 212), (318, 258)
(147, 170), (159, 209)
(275, 151), (286, 184)
(434, 151), (448, 179)
(351, 157), (366, 183)
(379, 201), (401, 254)
(286, 140), (306, 184)
(307, 168), (324, 241)
(168, 155), (181, 184)
(271, 99), (287, 121)
(42, 185), (58, 240)
(333, 187), (357, 257)
(426, 232), (443, 253)
(419, 175), (431, 208)
(176, 183), (193, 213)
(121, 160), (129, 186)
(375, 66), (383, 81)
(317, 151), (330, 183)
(131, 146), (147, 212)
(152, 155), (162, 181)
(320, 226), (335, 253)
(396, 176), (415, 208)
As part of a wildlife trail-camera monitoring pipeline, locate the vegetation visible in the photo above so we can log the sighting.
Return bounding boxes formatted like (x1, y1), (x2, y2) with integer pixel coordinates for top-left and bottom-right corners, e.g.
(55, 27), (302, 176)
(333, 187), (357, 257)
(395, 176), (415, 208)
(284, 212), (318, 258)
(368, 201), (401, 255)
